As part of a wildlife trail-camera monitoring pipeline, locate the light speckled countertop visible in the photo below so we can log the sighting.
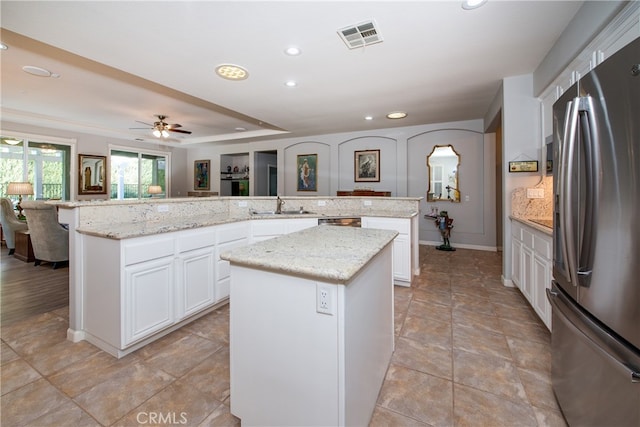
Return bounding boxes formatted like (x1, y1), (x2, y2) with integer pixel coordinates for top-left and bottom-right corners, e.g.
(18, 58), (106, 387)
(220, 226), (398, 283)
(76, 211), (417, 239)
(510, 216), (553, 236)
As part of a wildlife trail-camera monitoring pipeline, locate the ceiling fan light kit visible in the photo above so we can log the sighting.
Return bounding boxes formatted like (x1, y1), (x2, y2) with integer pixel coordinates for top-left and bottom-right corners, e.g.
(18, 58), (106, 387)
(131, 114), (192, 139)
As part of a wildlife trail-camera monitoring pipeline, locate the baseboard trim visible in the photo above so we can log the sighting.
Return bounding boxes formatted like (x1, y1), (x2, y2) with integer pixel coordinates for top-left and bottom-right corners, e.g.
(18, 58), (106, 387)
(419, 240), (498, 252)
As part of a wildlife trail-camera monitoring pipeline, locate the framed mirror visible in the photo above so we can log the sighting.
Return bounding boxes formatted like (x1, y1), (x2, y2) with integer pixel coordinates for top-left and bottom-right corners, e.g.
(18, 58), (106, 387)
(78, 154), (107, 195)
(426, 145), (460, 202)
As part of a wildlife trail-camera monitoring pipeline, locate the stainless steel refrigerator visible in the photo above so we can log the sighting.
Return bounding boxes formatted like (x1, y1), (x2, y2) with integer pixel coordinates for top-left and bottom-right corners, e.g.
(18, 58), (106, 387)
(548, 37), (640, 426)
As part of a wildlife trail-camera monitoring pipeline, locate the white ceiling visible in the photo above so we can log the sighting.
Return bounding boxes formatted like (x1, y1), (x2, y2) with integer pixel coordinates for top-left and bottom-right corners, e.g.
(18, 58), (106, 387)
(0, 1), (583, 147)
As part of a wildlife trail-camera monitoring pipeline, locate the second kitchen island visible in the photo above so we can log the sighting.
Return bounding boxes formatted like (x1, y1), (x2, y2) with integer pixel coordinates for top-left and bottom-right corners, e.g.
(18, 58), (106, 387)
(220, 225), (398, 426)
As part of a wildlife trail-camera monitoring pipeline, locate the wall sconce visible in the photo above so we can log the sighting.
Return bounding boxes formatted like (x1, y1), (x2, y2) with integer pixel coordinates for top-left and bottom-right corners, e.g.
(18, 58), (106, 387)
(6, 181), (34, 219)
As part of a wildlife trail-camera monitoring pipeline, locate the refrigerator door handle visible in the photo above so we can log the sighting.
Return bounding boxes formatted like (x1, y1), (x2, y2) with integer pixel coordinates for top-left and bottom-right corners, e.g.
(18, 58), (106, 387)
(559, 98), (581, 286)
(576, 96), (600, 285)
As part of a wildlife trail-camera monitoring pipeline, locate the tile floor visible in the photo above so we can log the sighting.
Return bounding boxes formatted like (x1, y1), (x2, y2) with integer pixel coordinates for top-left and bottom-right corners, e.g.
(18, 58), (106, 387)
(1, 246), (567, 426)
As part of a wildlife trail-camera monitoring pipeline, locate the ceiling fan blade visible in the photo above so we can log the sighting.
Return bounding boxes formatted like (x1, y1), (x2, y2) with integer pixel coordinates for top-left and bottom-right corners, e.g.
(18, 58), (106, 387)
(135, 120), (153, 126)
(166, 123), (182, 129)
(169, 128), (192, 134)
(129, 127), (152, 130)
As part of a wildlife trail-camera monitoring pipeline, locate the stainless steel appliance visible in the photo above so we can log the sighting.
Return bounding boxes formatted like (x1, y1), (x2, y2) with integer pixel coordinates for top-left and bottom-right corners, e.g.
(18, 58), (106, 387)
(318, 217), (361, 227)
(548, 37), (640, 426)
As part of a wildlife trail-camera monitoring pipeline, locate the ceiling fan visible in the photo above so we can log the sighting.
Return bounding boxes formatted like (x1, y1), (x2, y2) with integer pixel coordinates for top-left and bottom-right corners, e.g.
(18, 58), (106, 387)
(131, 115), (192, 138)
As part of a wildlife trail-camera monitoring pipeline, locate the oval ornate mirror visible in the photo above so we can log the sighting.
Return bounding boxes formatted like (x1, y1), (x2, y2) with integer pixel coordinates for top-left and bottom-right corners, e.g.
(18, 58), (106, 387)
(426, 145), (460, 202)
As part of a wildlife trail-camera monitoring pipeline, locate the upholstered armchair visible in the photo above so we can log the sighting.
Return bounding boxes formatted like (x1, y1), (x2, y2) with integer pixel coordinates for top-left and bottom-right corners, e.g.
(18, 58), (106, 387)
(20, 201), (69, 269)
(0, 197), (28, 255)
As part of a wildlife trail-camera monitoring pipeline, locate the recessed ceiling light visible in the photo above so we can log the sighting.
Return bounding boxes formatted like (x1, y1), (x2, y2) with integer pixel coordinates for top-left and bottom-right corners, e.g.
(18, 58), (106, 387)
(22, 65), (52, 77)
(365, 116), (373, 121)
(215, 64), (249, 80)
(386, 111), (407, 119)
(285, 46), (301, 56)
(285, 80), (297, 87)
(0, 43), (8, 50)
(462, 0), (487, 10)
(235, 127), (247, 132)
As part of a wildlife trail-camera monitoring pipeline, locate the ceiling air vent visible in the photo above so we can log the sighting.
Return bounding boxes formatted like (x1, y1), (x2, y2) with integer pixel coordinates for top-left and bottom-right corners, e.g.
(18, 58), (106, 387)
(337, 20), (383, 49)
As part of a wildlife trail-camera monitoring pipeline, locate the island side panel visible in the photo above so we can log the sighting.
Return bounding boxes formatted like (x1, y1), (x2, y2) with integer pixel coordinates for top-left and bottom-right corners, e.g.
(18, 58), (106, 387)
(344, 243), (394, 426)
(229, 266), (341, 426)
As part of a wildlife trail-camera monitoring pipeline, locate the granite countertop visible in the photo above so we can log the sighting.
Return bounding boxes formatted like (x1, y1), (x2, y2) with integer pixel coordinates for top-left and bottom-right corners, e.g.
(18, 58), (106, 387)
(220, 226), (398, 283)
(76, 210), (417, 239)
(511, 216), (553, 236)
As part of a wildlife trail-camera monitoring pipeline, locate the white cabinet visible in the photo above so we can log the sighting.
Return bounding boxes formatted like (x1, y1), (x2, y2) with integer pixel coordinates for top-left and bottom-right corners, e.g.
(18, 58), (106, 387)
(216, 222), (249, 301)
(362, 216), (413, 286)
(250, 218), (317, 243)
(176, 228), (217, 319)
(124, 256), (175, 346)
(511, 219), (553, 330)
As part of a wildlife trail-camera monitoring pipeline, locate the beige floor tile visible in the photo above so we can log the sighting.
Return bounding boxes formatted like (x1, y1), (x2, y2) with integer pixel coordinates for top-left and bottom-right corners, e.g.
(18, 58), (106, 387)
(378, 364), (453, 426)
(74, 361), (175, 425)
(401, 315), (451, 349)
(0, 378), (71, 426)
(178, 347), (231, 402)
(451, 306), (503, 335)
(453, 349), (528, 403)
(29, 399), (99, 427)
(143, 333), (224, 377)
(533, 405), (569, 427)
(183, 311), (230, 344)
(412, 286), (451, 306)
(369, 405), (429, 426)
(0, 341), (19, 365)
(407, 298), (451, 323)
(453, 383), (538, 427)
(3, 315), (68, 356)
(25, 339), (101, 376)
(197, 403), (240, 426)
(115, 380), (224, 426)
(392, 336), (452, 380)
(451, 292), (496, 316)
(517, 367), (561, 412)
(48, 350), (142, 398)
(0, 358), (41, 396)
(507, 336), (552, 375)
(500, 316), (551, 345)
(452, 324), (512, 360)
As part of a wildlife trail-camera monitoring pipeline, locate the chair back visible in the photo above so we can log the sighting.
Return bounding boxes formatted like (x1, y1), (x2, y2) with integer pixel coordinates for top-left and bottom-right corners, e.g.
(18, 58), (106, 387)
(21, 201), (69, 263)
(0, 197), (28, 249)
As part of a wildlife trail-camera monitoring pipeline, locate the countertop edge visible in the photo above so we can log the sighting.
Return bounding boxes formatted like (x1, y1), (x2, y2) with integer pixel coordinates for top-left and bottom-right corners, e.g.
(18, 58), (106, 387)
(510, 216), (553, 236)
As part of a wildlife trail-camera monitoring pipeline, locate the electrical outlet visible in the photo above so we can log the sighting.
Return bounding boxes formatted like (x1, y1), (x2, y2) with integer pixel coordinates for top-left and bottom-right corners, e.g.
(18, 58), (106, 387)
(317, 200), (326, 206)
(363, 200), (372, 206)
(316, 284), (333, 315)
(527, 188), (545, 199)
(238, 201), (247, 207)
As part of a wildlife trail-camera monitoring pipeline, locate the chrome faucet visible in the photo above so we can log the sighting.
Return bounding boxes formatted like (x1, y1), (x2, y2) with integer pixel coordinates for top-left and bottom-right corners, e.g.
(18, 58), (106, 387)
(276, 196), (285, 214)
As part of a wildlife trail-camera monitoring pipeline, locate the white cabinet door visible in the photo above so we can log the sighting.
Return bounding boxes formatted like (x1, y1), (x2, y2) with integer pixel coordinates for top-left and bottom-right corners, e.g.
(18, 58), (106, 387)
(511, 237), (522, 288)
(533, 253), (552, 329)
(361, 216), (412, 285)
(521, 246), (533, 302)
(124, 257), (175, 346)
(177, 247), (216, 319)
(216, 222), (249, 301)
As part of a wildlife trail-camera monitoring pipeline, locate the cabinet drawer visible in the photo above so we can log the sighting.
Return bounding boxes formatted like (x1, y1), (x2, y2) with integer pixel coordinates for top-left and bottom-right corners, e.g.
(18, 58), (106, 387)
(217, 223), (249, 244)
(125, 237), (174, 266)
(177, 228), (216, 253)
(252, 220), (287, 237)
(534, 234), (551, 259)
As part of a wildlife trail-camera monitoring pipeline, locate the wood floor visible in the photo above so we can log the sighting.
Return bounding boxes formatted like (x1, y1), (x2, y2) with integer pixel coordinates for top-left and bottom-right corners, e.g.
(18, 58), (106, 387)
(0, 248), (69, 325)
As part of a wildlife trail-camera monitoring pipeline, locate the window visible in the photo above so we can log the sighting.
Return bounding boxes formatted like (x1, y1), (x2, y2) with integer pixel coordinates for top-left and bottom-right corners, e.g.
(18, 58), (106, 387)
(0, 135), (73, 200)
(110, 147), (169, 199)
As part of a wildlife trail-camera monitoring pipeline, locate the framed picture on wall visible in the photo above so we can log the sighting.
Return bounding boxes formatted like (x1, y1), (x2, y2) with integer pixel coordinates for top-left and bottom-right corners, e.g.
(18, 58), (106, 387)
(78, 154), (107, 195)
(194, 159), (210, 190)
(354, 149), (380, 182)
(297, 154), (317, 191)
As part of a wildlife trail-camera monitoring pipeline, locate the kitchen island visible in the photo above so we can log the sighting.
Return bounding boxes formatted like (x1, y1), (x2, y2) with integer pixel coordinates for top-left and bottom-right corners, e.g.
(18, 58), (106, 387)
(220, 226), (397, 426)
